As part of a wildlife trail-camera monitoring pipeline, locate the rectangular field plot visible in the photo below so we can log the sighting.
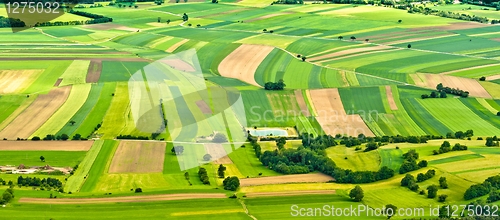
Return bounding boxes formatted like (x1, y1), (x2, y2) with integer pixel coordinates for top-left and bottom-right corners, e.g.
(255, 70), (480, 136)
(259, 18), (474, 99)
(0, 69), (44, 94)
(109, 141), (166, 173)
(0, 151), (86, 167)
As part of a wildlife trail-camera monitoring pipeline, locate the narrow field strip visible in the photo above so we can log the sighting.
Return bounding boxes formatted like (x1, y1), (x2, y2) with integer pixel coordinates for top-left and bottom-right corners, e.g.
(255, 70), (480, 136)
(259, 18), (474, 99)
(31, 84), (92, 138)
(0, 86), (71, 140)
(64, 140), (105, 193)
(59, 60), (91, 86)
(239, 173), (334, 187)
(0, 140), (93, 151)
(19, 193), (227, 204)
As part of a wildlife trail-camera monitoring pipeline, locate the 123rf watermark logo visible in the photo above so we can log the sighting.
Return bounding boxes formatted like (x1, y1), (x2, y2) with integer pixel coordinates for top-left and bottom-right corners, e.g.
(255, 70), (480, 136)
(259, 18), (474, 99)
(290, 204), (500, 218)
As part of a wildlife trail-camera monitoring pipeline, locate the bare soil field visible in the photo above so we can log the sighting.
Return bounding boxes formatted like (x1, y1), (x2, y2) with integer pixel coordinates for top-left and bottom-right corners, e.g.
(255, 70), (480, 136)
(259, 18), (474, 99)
(385, 86), (398, 110)
(0, 140), (93, 151)
(294, 90), (311, 117)
(19, 193), (226, 204)
(195, 100), (212, 114)
(412, 73), (491, 98)
(86, 60), (102, 83)
(309, 89), (374, 137)
(245, 190), (336, 198)
(204, 143), (233, 164)
(218, 44), (274, 87)
(161, 58), (195, 72)
(308, 45), (392, 62)
(0, 86), (71, 140)
(0, 69), (44, 94)
(166, 39), (189, 53)
(240, 173), (334, 186)
(108, 141), (166, 173)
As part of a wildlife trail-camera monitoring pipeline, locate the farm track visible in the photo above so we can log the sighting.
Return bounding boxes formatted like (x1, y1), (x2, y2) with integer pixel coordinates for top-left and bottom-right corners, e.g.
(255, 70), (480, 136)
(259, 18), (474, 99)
(245, 190), (336, 198)
(239, 173), (334, 186)
(19, 193), (227, 204)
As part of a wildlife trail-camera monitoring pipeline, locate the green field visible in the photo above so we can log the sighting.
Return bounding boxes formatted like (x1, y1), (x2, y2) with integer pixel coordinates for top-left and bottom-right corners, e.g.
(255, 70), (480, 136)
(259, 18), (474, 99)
(2, 1), (500, 219)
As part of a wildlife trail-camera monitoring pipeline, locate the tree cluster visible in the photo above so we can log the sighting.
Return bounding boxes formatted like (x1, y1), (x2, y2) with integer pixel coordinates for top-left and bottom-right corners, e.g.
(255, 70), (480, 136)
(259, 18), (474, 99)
(416, 169), (436, 182)
(399, 149), (428, 174)
(17, 176), (62, 189)
(401, 174), (420, 192)
(427, 185), (439, 198)
(433, 141), (468, 155)
(272, 0), (304, 4)
(198, 168), (210, 185)
(301, 133), (337, 150)
(223, 176), (240, 191)
(171, 146), (184, 155)
(212, 133), (228, 143)
(264, 79), (286, 90)
(439, 177), (448, 189)
(485, 136), (499, 147)
(0, 16), (25, 28)
(464, 175), (500, 200)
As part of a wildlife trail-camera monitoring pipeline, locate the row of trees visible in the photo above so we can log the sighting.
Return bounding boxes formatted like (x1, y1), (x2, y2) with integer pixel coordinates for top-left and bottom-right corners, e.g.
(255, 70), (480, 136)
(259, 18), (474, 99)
(0, 17), (25, 28)
(17, 176), (62, 189)
(464, 175), (500, 200)
(401, 172), (447, 201)
(408, 6), (490, 23)
(433, 141), (468, 155)
(198, 168), (210, 185)
(264, 79), (286, 90)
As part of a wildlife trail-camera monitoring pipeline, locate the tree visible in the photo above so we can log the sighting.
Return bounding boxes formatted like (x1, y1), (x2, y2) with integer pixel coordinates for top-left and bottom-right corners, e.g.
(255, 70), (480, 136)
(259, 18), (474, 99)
(479, 76), (486, 81)
(135, 188), (142, 193)
(438, 194), (448, 202)
(417, 160), (428, 168)
(338, 36), (343, 40)
(417, 173), (426, 182)
(349, 185), (364, 202)
(439, 177), (448, 189)
(401, 174), (415, 186)
(171, 146), (184, 155)
(223, 176), (240, 191)
(439, 91), (447, 98)
(61, 134), (69, 141)
(407, 44), (411, 48)
(166, 19), (171, 24)
(427, 185), (438, 198)
(301, 56), (306, 61)
(365, 39), (369, 42)
(72, 134), (82, 140)
(182, 13), (189, 22)
(218, 164), (226, 178)
(430, 91), (438, 98)
(2, 191), (13, 203)
(69, 120), (76, 126)
(497, 112), (500, 116)
(385, 204), (397, 219)
(40, 156), (45, 162)
(436, 83), (444, 91)
(158, 17), (161, 23)
(350, 36), (356, 41)
(203, 154), (212, 161)
(212, 133), (228, 143)
(398, 19), (402, 23)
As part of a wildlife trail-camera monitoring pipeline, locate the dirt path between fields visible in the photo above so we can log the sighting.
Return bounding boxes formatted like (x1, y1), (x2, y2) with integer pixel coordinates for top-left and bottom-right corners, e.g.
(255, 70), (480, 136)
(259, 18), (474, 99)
(0, 86), (71, 140)
(19, 193), (227, 204)
(218, 44), (273, 87)
(0, 140), (93, 151)
(245, 190), (336, 198)
(240, 173), (333, 186)
(385, 86), (398, 110)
